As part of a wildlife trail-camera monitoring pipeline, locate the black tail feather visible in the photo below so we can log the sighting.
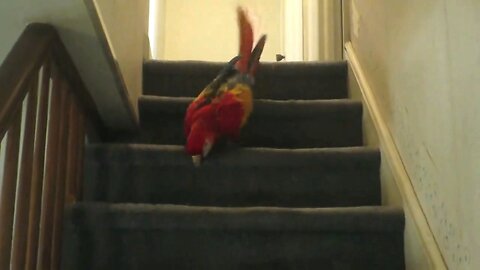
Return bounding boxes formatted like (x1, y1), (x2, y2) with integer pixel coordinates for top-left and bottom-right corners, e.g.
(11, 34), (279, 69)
(248, 35), (267, 75)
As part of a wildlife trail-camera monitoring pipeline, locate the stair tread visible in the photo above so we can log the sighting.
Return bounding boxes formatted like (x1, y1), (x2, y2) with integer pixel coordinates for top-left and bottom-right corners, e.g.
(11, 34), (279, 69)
(144, 60), (348, 76)
(131, 95), (363, 147)
(66, 202), (404, 232)
(63, 203), (405, 270)
(143, 60), (348, 99)
(84, 144), (381, 207)
(140, 95), (362, 115)
(86, 143), (378, 166)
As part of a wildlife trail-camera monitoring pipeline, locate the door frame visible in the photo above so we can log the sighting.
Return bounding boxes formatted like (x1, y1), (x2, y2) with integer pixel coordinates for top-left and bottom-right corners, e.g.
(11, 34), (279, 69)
(283, 0), (343, 61)
(283, 0), (304, 61)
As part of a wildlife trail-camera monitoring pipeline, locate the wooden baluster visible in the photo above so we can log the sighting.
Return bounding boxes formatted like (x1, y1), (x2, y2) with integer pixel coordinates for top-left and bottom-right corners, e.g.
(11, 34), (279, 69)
(76, 113), (86, 201)
(11, 73), (39, 270)
(65, 99), (80, 205)
(0, 111), (22, 270)
(0, 24), (105, 270)
(50, 79), (70, 270)
(37, 65), (62, 270)
(25, 63), (51, 270)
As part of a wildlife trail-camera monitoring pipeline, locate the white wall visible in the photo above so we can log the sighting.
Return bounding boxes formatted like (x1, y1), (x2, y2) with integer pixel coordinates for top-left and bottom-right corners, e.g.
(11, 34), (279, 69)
(161, 0), (283, 62)
(0, 0), (138, 130)
(350, 0), (480, 269)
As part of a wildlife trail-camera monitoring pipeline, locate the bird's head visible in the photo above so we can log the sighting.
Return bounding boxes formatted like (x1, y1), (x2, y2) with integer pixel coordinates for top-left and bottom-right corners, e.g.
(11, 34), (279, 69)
(186, 123), (216, 167)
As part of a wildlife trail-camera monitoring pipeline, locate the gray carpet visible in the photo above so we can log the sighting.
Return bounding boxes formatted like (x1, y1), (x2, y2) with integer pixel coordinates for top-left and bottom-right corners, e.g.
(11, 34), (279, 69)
(131, 96), (364, 147)
(61, 60), (405, 270)
(83, 144), (381, 207)
(143, 61), (348, 99)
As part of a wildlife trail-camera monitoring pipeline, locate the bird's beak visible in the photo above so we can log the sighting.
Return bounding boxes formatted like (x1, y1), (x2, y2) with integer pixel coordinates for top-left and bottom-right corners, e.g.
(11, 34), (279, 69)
(203, 140), (213, 158)
(192, 155), (202, 167)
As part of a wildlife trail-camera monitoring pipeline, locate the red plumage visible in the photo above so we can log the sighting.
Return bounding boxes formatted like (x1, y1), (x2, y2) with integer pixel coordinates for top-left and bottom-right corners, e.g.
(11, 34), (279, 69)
(235, 7), (254, 73)
(216, 92), (245, 140)
(184, 7), (266, 166)
(184, 101), (219, 156)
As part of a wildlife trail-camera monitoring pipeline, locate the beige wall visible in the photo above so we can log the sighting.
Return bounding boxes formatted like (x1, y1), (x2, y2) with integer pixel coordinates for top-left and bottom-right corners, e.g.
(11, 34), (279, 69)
(350, 0), (480, 269)
(88, 0), (150, 122)
(153, 0), (343, 62)
(161, 0), (282, 62)
(348, 63), (434, 270)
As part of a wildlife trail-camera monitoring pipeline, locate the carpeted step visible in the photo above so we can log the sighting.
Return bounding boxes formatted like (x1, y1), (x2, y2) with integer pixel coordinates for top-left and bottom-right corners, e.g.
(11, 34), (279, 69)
(61, 203), (405, 270)
(143, 60), (348, 100)
(126, 95), (363, 148)
(83, 144), (380, 207)
(68, 57), (406, 270)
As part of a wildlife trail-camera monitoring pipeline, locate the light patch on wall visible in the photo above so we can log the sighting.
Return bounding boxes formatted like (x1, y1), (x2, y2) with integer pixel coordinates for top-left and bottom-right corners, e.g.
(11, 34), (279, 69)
(0, 133), (7, 201)
(350, 0), (360, 39)
(148, 0), (158, 59)
(149, 0), (165, 59)
(283, 0), (303, 61)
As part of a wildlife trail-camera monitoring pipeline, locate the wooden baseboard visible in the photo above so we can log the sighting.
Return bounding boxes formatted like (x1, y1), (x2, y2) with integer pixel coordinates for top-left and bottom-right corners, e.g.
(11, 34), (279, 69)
(344, 42), (447, 270)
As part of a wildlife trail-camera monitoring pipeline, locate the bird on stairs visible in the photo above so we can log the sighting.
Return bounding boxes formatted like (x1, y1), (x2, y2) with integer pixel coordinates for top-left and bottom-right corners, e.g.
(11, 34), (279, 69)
(184, 7), (267, 166)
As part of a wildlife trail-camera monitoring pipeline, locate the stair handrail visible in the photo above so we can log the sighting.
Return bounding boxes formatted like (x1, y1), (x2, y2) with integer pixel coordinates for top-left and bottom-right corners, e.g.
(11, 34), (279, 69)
(0, 23), (105, 270)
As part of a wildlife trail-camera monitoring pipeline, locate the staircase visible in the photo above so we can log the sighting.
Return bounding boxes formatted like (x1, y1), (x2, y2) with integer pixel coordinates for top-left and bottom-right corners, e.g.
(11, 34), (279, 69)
(61, 61), (405, 269)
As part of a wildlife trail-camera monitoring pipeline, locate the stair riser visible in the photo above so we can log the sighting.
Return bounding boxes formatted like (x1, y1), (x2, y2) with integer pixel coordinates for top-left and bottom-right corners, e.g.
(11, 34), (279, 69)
(84, 162), (380, 206)
(62, 228), (404, 270)
(138, 107), (363, 148)
(143, 61), (348, 100)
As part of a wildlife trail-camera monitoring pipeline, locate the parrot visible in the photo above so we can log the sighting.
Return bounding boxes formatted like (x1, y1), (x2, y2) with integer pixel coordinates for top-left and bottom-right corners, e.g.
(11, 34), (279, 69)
(184, 7), (267, 166)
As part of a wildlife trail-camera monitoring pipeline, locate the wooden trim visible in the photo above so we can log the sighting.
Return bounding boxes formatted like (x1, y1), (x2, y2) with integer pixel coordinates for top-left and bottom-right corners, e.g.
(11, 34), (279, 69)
(11, 73), (39, 270)
(37, 66), (62, 270)
(50, 82), (70, 270)
(0, 112), (22, 270)
(25, 63), (51, 270)
(76, 113), (86, 201)
(345, 42), (447, 269)
(65, 101), (80, 205)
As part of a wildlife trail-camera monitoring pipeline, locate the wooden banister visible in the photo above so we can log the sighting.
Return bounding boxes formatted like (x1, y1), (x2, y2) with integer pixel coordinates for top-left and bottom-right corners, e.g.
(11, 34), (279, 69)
(0, 25), (53, 140)
(11, 76), (39, 270)
(0, 113), (22, 270)
(25, 64), (51, 270)
(0, 23), (107, 270)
